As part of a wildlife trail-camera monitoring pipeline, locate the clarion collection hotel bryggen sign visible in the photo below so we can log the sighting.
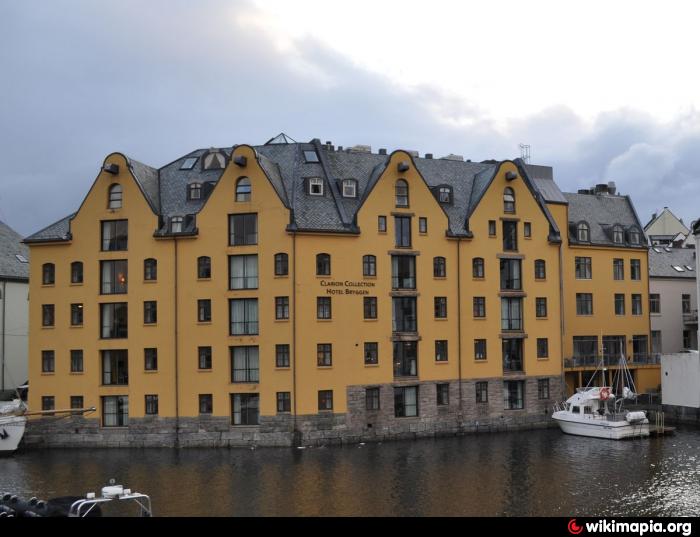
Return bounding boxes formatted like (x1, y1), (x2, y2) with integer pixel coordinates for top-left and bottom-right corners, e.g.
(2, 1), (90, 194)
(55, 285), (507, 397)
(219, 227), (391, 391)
(320, 280), (376, 295)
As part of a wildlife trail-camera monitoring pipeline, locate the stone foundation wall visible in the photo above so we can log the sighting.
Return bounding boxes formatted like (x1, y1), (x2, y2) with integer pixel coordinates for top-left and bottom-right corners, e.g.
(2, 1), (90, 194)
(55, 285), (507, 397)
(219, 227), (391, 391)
(22, 376), (563, 449)
(662, 404), (700, 425)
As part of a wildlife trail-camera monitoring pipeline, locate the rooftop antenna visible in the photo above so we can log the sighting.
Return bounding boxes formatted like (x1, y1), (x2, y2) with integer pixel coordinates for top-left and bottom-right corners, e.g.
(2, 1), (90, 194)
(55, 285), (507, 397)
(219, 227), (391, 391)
(519, 143), (531, 164)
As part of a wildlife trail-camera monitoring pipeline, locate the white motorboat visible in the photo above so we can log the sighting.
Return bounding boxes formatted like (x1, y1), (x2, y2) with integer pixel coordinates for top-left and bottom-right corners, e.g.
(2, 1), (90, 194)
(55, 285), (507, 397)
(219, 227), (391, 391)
(0, 399), (28, 453)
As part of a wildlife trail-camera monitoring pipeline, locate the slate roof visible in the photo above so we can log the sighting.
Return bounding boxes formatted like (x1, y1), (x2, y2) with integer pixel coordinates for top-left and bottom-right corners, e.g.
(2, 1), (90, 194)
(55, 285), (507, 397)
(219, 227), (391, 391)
(649, 247), (697, 278)
(0, 220), (29, 280)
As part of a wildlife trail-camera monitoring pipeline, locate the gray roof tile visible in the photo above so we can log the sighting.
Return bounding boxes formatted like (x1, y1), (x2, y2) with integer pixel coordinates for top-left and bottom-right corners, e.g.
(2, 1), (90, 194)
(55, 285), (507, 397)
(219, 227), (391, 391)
(649, 247), (697, 278)
(0, 220), (29, 280)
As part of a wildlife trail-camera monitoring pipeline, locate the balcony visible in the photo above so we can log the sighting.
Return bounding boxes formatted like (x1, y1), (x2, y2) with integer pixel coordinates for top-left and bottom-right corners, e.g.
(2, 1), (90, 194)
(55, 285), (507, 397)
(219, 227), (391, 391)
(564, 354), (660, 369)
(683, 310), (698, 325)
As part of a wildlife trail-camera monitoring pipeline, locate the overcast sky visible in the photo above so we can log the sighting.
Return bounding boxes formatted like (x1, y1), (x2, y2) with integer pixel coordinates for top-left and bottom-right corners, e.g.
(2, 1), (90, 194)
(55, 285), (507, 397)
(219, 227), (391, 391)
(2, 0), (700, 236)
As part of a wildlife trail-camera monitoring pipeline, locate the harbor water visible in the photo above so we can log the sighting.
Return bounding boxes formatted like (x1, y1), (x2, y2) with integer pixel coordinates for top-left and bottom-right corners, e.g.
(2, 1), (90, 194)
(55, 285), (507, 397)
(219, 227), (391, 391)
(2, 427), (699, 516)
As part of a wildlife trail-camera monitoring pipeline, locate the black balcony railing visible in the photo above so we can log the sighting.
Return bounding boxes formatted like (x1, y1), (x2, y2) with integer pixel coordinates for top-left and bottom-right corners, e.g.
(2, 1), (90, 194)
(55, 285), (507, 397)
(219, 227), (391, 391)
(564, 354), (661, 368)
(683, 310), (698, 324)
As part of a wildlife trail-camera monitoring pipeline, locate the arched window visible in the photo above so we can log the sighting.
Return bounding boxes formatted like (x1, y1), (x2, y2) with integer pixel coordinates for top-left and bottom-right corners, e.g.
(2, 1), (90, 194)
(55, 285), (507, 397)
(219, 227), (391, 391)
(170, 216), (183, 233)
(577, 222), (590, 242)
(395, 179), (409, 207)
(108, 184), (122, 209)
(42, 263), (55, 285)
(316, 253), (331, 276)
(198, 256), (211, 279)
(236, 177), (251, 202)
(363, 255), (376, 277)
(613, 224), (624, 244)
(71, 261), (83, 284)
(535, 259), (546, 280)
(189, 183), (202, 200)
(144, 258), (157, 281)
(503, 187), (515, 213)
(472, 258), (484, 278)
(434, 257), (446, 278)
(628, 227), (641, 245)
(274, 253), (289, 276)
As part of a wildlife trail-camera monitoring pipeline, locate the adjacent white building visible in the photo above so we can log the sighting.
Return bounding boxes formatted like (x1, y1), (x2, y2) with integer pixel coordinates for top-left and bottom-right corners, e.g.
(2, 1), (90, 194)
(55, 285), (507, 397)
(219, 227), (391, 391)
(645, 207), (690, 246)
(0, 221), (29, 394)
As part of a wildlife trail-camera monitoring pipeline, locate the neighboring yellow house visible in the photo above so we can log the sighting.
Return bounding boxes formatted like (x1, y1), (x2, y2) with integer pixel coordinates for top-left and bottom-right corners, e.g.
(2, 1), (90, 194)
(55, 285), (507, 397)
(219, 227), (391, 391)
(23, 135), (658, 447)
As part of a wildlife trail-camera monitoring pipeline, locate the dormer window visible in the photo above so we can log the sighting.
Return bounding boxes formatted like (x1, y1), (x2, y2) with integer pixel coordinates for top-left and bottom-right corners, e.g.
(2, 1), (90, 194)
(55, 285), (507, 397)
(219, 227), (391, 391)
(304, 150), (319, 163)
(613, 225), (624, 244)
(236, 178), (251, 202)
(438, 187), (452, 204)
(188, 183), (202, 200)
(628, 227), (641, 245)
(309, 178), (324, 196)
(577, 222), (590, 242)
(395, 179), (409, 207)
(342, 179), (357, 198)
(180, 157), (198, 170)
(503, 187), (515, 213)
(108, 184), (122, 209)
(171, 216), (183, 233)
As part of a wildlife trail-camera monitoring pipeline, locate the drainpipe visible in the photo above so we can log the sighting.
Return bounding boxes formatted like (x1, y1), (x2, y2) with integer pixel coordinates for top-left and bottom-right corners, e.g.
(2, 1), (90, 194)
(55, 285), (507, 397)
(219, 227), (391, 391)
(456, 239), (463, 415)
(292, 233), (300, 446)
(174, 238), (180, 447)
(558, 240), (565, 397)
(1, 280), (6, 391)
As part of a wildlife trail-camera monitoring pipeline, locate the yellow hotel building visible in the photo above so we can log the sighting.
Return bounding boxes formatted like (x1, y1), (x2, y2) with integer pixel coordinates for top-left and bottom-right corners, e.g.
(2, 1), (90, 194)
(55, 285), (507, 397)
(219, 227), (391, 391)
(23, 134), (659, 447)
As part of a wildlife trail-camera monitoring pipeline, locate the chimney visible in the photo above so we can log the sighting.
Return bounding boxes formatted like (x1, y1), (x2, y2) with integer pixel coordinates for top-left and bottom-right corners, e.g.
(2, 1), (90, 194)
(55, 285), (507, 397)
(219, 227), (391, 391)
(594, 183), (609, 195)
(607, 181), (616, 195)
(425, 153), (433, 159)
(378, 148), (387, 155)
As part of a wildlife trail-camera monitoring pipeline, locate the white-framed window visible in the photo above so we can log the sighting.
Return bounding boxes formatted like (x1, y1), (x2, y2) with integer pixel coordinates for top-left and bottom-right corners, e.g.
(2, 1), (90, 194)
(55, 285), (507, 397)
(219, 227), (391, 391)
(108, 184), (123, 209)
(309, 178), (324, 196)
(577, 222), (590, 242)
(170, 216), (183, 233)
(342, 179), (357, 198)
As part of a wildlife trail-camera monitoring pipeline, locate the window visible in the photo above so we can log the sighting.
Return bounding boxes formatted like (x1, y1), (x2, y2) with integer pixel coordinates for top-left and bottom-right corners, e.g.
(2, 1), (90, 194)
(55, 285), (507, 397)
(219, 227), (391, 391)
(473, 297), (486, 318)
(432, 257), (446, 278)
(108, 184), (123, 209)
(392, 297), (417, 332)
(538, 379), (550, 400)
(536, 297), (547, 318)
(229, 298), (258, 334)
(318, 390), (333, 411)
(537, 338), (549, 358)
(524, 222), (531, 238)
(378, 216), (387, 232)
(100, 260), (128, 294)
(231, 394), (259, 425)
(42, 263), (55, 285)
(274, 253), (289, 276)
(488, 220), (496, 236)
(632, 294), (643, 315)
(500, 259), (521, 290)
(70, 396), (84, 412)
(198, 256), (212, 279)
(276, 344), (290, 368)
(573, 336), (598, 361)
(650, 294), (660, 314)
(70, 350), (83, 373)
(651, 331), (662, 354)
(231, 346), (259, 382)
(101, 350), (128, 385)
(364, 342), (378, 365)
(366, 388), (380, 411)
(308, 178), (324, 196)
(474, 339), (487, 361)
(42, 304), (54, 327)
(434, 297), (447, 319)
(101, 220), (128, 251)
(199, 394), (213, 414)
(419, 217), (427, 234)
(394, 216), (411, 247)
(71, 261), (83, 284)
(144, 301), (157, 324)
(145, 395), (159, 415)
(100, 303), (128, 338)
(438, 187), (451, 203)
(102, 396), (128, 427)
(181, 157), (198, 170)
(683, 294), (692, 314)
(41, 350), (54, 373)
(316, 253), (331, 276)
(275, 297), (289, 320)
(504, 381), (524, 410)
(437, 383), (450, 406)
(535, 259), (546, 280)
(472, 258), (484, 278)
(363, 297), (377, 319)
(628, 228), (641, 244)
(633, 335), (648, 360)
(684, 330), (692, 349)
(304, 150), (319, 163)
(229, 255), (258, 289)
(615, 294), (625, 315)
(229, 214), (257, 246)
(503, 187), (516, 212)
(395, 179), (409, 207)
(476, 382), (488, 403)
(613, 259), (624, 280)
(503, 221), (518, 251)
(435, 340), (448, 362)
(144, 258), (157, 281)
(631, 259), (641, 280)
(71, 303), (83, 326)
(317, 297), (332, 320)
(42, 396), (55, 413)
(170, 217), (183, 233)
(502, 339), (523, 371)
(342, 179), (357, 198)
(575, 257), (592, 279)
(198, 299), (212, 322)
(393, 341), (417, 377)
(277, 392), (291, 413)
(363, 255), (376, 277)
(198, 346), (212, 369)
(576, 293), (593, 315)
(613, 225), (624, 244)
(673, 265), (686, 273)
(392, 255), (416, 289)
(602, 336), (626, 361)
(236, 178), (251, 202)
(577, 222), (590, 242)
(501, 298), (523, 331)
(394, 386), (418, 417)
(317, 344), (332, 367)
(188, 183), (202, 200)
(144, 348), (158, 371)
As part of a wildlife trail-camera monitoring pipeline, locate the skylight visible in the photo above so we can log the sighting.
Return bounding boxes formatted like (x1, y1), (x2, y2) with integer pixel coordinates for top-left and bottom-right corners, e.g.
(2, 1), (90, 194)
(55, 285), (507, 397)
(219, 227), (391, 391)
(685, 265), (695, 271)
(304, 150), (319, 163)
(672, 266), (685, 272)
(15, 254), (28, 263)
(665, 247), (672, 252)
(180, 157), (198, 170)
(653, 247), (662, 253)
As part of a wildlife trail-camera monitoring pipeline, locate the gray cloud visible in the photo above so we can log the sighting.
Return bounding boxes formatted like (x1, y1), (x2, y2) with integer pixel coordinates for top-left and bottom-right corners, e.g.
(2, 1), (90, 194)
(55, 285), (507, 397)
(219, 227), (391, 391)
(1, 0), (699, 236)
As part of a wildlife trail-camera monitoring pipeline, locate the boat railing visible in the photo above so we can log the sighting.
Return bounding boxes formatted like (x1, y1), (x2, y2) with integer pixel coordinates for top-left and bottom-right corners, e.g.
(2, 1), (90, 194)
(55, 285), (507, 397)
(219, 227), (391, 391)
(605, 413), (629, 422)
